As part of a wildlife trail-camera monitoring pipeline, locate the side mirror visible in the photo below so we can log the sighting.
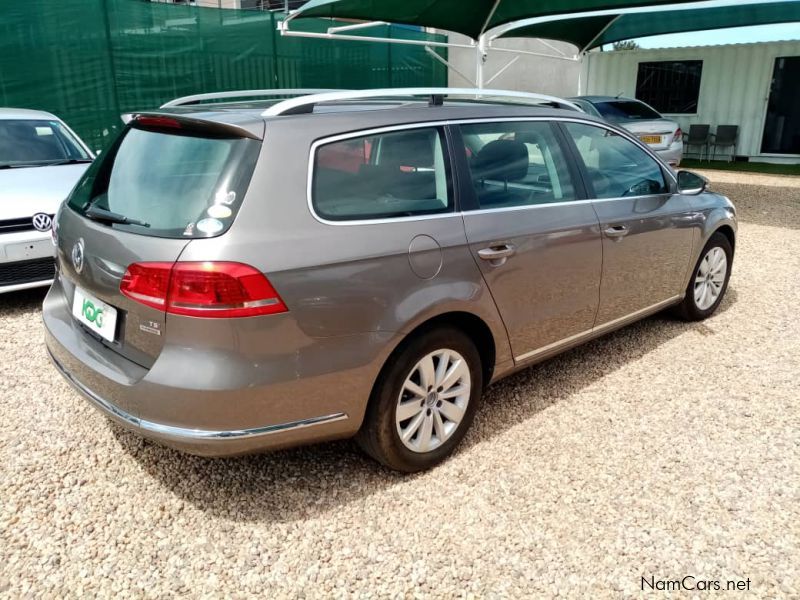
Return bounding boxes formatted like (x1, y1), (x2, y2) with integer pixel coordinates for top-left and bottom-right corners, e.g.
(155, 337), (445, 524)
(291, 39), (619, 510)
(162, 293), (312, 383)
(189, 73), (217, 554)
(676, 170), (708, 195)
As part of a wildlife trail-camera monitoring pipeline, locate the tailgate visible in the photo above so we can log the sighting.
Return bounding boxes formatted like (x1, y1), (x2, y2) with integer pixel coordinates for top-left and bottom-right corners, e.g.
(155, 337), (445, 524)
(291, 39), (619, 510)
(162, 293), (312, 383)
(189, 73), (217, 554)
(56, 207), (189, 368)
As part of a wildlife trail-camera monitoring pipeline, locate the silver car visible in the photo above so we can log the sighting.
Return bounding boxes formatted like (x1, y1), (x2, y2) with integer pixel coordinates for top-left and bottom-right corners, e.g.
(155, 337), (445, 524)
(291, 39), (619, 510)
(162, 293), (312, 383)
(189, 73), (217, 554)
(1, 108), (94, 293)
(570, 96), (684, 167)
(43, 88), (735, 472)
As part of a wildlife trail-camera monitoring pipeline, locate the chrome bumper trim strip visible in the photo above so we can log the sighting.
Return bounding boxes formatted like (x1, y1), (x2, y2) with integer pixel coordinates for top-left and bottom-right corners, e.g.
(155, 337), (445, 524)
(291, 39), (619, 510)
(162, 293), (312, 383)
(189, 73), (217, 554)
(47, 348), (348, 442)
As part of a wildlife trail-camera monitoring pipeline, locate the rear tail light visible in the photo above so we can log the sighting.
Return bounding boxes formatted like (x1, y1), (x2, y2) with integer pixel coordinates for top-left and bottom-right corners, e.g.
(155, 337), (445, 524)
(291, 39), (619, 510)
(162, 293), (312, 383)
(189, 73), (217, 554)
(120, 261), (287, 318)
(674, 128), (683, 143)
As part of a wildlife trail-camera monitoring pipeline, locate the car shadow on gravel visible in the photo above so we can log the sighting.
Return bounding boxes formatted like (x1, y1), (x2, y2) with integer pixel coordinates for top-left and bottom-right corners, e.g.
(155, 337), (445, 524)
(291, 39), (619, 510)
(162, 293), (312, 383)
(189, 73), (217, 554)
(112, 287), (738, 524)
(0, 287), (48, 317)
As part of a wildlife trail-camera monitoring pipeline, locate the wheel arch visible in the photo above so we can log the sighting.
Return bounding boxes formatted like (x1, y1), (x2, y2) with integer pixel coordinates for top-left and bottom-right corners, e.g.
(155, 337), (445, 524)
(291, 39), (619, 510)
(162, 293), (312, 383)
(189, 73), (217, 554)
(373, 311), (499, 400)
(714, 224), (736, 255)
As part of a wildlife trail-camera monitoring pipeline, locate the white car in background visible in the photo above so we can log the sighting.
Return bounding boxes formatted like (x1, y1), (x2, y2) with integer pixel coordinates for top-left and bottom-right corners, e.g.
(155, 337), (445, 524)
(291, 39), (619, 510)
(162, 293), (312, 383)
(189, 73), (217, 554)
(570, 96), (683, 167)
(1, 108), (93, 293)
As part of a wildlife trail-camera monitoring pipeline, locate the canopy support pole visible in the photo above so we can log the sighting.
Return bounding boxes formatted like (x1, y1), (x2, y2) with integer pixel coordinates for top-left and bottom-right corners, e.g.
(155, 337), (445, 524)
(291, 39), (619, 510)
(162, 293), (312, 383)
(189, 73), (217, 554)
(489, 45), (580, 62)
(476, 35), (489, 89)
(277, 18), (475, 50)
(486, 55), (521, 86)
(425, 46), (477, 87)
(579, 15), (621, 53)
(327, 21), (388, 34)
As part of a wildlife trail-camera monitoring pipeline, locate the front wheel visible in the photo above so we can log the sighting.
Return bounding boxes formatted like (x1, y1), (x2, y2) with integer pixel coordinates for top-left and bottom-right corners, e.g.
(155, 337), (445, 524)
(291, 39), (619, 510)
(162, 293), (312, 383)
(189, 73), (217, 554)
(357, 327), (483, 472)
(674, 232), (733, 321)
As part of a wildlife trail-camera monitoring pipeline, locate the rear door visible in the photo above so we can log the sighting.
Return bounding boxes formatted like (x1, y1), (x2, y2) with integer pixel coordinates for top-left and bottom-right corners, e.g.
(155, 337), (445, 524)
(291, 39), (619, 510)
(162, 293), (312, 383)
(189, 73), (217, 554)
(56, 116), (262, 367)
(454, 120), (602, 362)
(560, 121), (693, 325)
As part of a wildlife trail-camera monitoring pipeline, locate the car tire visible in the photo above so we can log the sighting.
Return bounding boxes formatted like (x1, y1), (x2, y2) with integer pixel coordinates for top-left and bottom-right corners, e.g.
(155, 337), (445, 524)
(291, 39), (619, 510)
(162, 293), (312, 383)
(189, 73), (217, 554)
(357, 327), (483, 472)
(674, 232), (733, 321)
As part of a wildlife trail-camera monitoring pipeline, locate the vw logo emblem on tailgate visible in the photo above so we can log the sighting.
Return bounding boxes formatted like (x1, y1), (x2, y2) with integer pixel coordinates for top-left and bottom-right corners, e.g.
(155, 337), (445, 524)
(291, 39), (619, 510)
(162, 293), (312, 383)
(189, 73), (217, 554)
(32, 213), (53, 232)
(72, 238), (85, 274)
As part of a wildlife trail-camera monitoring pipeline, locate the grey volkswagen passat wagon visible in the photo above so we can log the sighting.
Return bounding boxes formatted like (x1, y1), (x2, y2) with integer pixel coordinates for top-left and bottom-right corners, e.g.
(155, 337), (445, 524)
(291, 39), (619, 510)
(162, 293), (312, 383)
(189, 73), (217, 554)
(43, 88), (736, 472)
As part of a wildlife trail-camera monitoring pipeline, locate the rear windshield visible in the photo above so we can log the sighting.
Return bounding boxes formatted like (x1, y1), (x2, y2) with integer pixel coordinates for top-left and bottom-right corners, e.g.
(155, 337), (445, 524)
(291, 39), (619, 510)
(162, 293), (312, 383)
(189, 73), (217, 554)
(594, 101), (662, 121)
(67, 124), (260, 238)
(0, 119), (90, 168)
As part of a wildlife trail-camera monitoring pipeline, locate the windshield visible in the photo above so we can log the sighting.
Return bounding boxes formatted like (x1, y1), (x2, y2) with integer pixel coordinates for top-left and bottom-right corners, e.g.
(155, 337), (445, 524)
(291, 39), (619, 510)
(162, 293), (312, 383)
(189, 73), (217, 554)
(0, 119), (91, 167)
(594, 101), (662, 121)
(67, 124), (261, 239)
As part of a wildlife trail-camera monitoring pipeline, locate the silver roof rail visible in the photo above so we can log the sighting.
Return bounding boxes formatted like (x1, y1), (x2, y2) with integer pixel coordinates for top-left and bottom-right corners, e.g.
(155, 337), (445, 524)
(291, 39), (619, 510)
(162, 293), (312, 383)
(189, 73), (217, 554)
(161, 89), (338, 109)
(261, 87), (581, 116)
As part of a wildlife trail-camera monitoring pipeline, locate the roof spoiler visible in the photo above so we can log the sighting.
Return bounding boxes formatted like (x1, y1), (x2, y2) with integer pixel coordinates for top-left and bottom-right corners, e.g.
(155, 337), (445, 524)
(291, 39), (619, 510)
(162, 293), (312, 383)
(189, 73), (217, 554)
(120, 112), (263, 140)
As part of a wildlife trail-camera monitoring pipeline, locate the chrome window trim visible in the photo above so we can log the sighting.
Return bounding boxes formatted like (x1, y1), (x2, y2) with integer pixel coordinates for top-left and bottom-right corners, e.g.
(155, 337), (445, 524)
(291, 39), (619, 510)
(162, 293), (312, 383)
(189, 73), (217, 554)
(514, 295), (683, 363)
(306, 116), (678, 227)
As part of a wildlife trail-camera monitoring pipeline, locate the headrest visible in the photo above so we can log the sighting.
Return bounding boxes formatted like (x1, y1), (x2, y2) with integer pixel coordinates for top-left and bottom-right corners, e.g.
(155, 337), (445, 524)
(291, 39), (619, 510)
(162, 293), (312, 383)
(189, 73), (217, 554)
(472, 139), (529, 182)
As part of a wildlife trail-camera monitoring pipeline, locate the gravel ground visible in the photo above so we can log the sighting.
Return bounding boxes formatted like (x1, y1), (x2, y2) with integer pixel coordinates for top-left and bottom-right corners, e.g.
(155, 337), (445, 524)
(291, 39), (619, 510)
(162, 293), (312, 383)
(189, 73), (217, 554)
(2, 172), (799, 598)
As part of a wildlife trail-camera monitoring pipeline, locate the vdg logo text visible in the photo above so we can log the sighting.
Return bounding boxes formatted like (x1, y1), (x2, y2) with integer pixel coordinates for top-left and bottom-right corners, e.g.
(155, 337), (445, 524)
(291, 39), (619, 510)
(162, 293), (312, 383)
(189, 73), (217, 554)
(82, 299), (104, 328)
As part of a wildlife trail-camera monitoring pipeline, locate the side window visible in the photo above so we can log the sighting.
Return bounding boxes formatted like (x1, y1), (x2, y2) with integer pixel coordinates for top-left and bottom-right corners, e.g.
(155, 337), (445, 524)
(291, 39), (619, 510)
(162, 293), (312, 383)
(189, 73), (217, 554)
(312, 127), (451, 221)
(563, 122), (668, 199)
(459, 121), (576, 210)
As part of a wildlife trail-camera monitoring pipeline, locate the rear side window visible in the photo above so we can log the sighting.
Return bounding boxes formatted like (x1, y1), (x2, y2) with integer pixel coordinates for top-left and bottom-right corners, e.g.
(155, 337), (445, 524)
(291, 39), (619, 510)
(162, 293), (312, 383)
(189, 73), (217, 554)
(459, 121), (576, 209)
(67, 123), (260, 238)
(312, 127), (452, 221)
(564, 122), (668, 199)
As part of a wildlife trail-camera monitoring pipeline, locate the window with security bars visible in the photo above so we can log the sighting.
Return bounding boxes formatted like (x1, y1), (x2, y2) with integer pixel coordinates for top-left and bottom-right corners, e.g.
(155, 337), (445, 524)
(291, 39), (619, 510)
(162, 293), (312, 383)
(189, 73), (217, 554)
(635, 60), (703, 114)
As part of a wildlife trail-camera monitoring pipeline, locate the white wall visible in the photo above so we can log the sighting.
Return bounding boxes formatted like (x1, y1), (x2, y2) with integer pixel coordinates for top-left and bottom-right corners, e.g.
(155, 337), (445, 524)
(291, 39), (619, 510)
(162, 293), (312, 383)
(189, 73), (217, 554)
(583, 40), (800, 161)
(446, 34), (581, 97)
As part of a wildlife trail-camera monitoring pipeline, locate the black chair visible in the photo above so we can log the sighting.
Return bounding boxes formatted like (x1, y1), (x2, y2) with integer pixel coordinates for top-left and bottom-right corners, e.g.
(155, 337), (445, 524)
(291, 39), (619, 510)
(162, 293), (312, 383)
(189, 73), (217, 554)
(684, 124), (711, 160)
(711, 125), (739, 162)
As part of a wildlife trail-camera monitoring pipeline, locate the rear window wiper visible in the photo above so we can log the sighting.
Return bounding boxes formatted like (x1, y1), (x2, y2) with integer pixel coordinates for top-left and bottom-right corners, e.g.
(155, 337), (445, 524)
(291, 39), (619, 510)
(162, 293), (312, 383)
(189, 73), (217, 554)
(85, 205), (150, 228)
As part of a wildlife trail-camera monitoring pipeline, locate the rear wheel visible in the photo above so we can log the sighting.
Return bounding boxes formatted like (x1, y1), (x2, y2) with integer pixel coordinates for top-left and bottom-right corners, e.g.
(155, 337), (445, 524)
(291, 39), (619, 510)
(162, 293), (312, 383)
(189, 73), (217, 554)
(357, 327), (482, 472)
(674, 232), (733, 321)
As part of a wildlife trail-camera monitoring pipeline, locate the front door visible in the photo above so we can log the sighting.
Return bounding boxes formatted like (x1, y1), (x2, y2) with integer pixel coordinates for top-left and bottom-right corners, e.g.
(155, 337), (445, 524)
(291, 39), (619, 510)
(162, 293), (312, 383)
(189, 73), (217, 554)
(561, 122), (694, 325)
(454, 120), (602, 362)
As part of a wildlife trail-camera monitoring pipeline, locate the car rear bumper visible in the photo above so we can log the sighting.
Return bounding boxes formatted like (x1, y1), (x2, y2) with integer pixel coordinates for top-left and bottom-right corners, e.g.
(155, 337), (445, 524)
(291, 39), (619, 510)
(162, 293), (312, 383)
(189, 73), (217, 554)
(47, 344), (348, 455)
(655, 142), (683, 167)
(43, 275), (391, 456)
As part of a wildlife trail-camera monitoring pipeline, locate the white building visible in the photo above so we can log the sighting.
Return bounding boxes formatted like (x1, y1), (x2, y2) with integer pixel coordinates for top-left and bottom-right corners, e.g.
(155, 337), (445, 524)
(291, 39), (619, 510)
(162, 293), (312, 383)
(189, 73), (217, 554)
(583, 40), (800, 164)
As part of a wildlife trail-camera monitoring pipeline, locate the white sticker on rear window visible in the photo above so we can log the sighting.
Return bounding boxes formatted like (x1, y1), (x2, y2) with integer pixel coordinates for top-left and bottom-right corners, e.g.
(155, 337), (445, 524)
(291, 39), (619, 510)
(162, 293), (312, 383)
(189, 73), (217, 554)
(214, 190), (236, 205)
(196, 218), (223, 234)
(207, 204), (232, 219)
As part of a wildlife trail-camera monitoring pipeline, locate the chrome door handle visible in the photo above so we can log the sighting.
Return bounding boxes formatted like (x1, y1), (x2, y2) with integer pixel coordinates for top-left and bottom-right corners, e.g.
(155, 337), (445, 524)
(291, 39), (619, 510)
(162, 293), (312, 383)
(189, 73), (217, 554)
(478, 243), (516, 265)
(604, 225), (630, 238)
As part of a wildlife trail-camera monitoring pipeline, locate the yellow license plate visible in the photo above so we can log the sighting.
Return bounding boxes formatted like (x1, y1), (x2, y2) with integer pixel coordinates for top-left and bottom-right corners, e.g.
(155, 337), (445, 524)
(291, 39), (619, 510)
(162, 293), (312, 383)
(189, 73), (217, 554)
(640, 135), (661, 145)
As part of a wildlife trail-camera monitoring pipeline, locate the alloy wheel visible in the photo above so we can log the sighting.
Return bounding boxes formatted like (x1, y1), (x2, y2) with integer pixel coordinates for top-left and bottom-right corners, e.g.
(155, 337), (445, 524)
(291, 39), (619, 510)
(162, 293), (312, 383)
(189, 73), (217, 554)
(395, 349), (471, 453)
(694, 246), (728, 311)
